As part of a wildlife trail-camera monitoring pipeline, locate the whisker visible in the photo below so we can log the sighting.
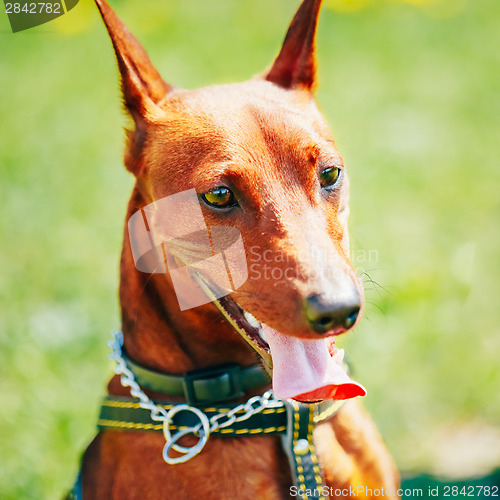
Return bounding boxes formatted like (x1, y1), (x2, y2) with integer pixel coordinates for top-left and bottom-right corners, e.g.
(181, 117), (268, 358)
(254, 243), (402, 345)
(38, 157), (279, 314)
(364, 300), (387, 317)
(359, 271), (392, 296)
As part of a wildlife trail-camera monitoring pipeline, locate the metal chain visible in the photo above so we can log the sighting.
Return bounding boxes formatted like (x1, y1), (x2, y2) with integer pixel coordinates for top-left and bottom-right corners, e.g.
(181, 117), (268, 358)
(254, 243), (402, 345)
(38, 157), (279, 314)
(108, 330), (283, 464)
(108, 331), (170, 422)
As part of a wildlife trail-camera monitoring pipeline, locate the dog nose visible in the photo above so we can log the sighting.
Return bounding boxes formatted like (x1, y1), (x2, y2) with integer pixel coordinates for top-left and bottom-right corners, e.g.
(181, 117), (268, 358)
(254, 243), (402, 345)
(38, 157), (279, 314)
(304, 292), (361, 334)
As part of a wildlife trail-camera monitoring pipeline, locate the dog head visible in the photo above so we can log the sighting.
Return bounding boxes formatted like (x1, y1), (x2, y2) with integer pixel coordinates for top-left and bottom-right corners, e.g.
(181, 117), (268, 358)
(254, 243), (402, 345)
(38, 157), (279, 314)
(96, 0), (366, 402)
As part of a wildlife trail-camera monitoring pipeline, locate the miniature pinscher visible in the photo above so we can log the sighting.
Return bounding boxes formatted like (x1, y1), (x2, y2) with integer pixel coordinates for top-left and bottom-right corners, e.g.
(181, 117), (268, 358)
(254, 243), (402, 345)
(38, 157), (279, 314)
(73, 0), (400, 498)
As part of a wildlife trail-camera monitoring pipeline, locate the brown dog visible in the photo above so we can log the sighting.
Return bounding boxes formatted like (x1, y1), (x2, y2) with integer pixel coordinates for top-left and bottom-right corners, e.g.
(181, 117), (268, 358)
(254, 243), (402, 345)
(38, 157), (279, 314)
(76, 0), (400, 498)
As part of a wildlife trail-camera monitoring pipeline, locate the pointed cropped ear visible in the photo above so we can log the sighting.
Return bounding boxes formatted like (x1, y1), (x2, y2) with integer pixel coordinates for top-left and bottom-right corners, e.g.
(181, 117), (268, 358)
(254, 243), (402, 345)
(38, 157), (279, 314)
(265, 0), (323, 91)
(94, 0), (173, 120)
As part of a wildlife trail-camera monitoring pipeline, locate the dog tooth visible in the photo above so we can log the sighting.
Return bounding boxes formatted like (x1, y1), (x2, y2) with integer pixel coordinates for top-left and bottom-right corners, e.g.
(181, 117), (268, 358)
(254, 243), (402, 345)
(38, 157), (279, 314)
(258, 328), (267, 342)
(243, 310), (261, 329)
(333, 348), (345, 364)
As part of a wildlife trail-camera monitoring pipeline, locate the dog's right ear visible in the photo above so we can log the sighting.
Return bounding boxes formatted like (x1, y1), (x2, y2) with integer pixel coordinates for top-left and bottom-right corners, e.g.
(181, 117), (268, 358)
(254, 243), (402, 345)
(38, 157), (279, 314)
(94, 0), (172, 117)
(94, 0), (172, 163)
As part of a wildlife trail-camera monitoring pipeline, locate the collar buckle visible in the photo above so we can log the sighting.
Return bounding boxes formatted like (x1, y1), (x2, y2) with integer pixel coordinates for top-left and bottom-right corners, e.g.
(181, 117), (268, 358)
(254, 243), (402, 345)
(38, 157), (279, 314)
(182, 364), (244, 405)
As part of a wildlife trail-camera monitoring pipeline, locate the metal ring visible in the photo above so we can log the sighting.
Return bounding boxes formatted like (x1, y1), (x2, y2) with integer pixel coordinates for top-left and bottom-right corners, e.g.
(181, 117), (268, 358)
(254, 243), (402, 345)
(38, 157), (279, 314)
(162, 405), (210, 463)
(162, 427), (209, 465)
(163, 404), (210, 453)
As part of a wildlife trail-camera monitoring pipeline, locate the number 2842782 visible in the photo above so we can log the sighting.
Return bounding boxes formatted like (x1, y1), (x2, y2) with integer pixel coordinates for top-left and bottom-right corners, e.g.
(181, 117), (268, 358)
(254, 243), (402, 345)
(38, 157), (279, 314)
(5, 3), (61, 14)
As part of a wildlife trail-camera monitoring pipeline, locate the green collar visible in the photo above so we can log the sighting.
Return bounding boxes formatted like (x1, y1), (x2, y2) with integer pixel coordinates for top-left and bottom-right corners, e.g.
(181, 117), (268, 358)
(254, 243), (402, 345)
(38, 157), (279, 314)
(97, 394), (343, 437)
(123, 352), (271, 405)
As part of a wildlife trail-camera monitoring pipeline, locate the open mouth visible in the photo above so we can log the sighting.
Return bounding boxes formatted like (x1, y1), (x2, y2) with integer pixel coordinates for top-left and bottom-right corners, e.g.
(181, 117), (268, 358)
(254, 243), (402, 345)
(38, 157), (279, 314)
(216, 296), (367, 403)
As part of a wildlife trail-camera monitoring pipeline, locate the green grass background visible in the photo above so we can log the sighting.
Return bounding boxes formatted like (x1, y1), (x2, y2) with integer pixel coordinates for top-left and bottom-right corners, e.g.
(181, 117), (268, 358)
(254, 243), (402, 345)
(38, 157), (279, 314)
(1, 0), (499, 497)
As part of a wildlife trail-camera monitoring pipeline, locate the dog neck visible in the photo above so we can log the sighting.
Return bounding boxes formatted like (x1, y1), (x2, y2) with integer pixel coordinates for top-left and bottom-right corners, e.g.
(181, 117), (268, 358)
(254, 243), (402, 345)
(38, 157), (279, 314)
(112, 185), (256, 394)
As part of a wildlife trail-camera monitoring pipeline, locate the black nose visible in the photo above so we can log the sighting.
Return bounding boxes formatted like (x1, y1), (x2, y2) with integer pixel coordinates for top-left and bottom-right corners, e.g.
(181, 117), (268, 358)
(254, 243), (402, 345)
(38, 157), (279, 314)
(304, 292), (361, 334)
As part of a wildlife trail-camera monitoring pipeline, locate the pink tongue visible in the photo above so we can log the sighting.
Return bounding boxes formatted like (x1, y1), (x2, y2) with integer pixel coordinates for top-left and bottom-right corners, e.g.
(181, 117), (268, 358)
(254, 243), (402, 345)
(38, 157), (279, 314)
(262, 324), (367, 402)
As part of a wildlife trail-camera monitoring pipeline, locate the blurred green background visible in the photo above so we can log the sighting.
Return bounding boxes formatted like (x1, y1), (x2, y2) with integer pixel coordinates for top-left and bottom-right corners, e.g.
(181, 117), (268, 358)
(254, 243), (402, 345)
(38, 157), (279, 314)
(1, 0), (499, 497)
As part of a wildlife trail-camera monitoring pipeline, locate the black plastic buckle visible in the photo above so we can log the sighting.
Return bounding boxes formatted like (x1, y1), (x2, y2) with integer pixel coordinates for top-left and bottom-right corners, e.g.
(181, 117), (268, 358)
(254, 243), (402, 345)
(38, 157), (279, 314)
(182, 364), (244, 405)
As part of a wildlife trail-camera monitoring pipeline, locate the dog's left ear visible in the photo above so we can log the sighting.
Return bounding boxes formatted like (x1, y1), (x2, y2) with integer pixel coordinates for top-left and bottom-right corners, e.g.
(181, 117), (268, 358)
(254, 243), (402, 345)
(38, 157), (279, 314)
(94, 0), (172, 120)
(265, 0), (323, 91)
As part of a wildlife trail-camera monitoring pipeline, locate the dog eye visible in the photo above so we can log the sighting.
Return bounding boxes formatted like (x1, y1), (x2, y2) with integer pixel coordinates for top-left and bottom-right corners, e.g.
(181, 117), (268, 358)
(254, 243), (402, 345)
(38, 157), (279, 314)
(320, 167), (341, 189)
(201, 187), (238, 209)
